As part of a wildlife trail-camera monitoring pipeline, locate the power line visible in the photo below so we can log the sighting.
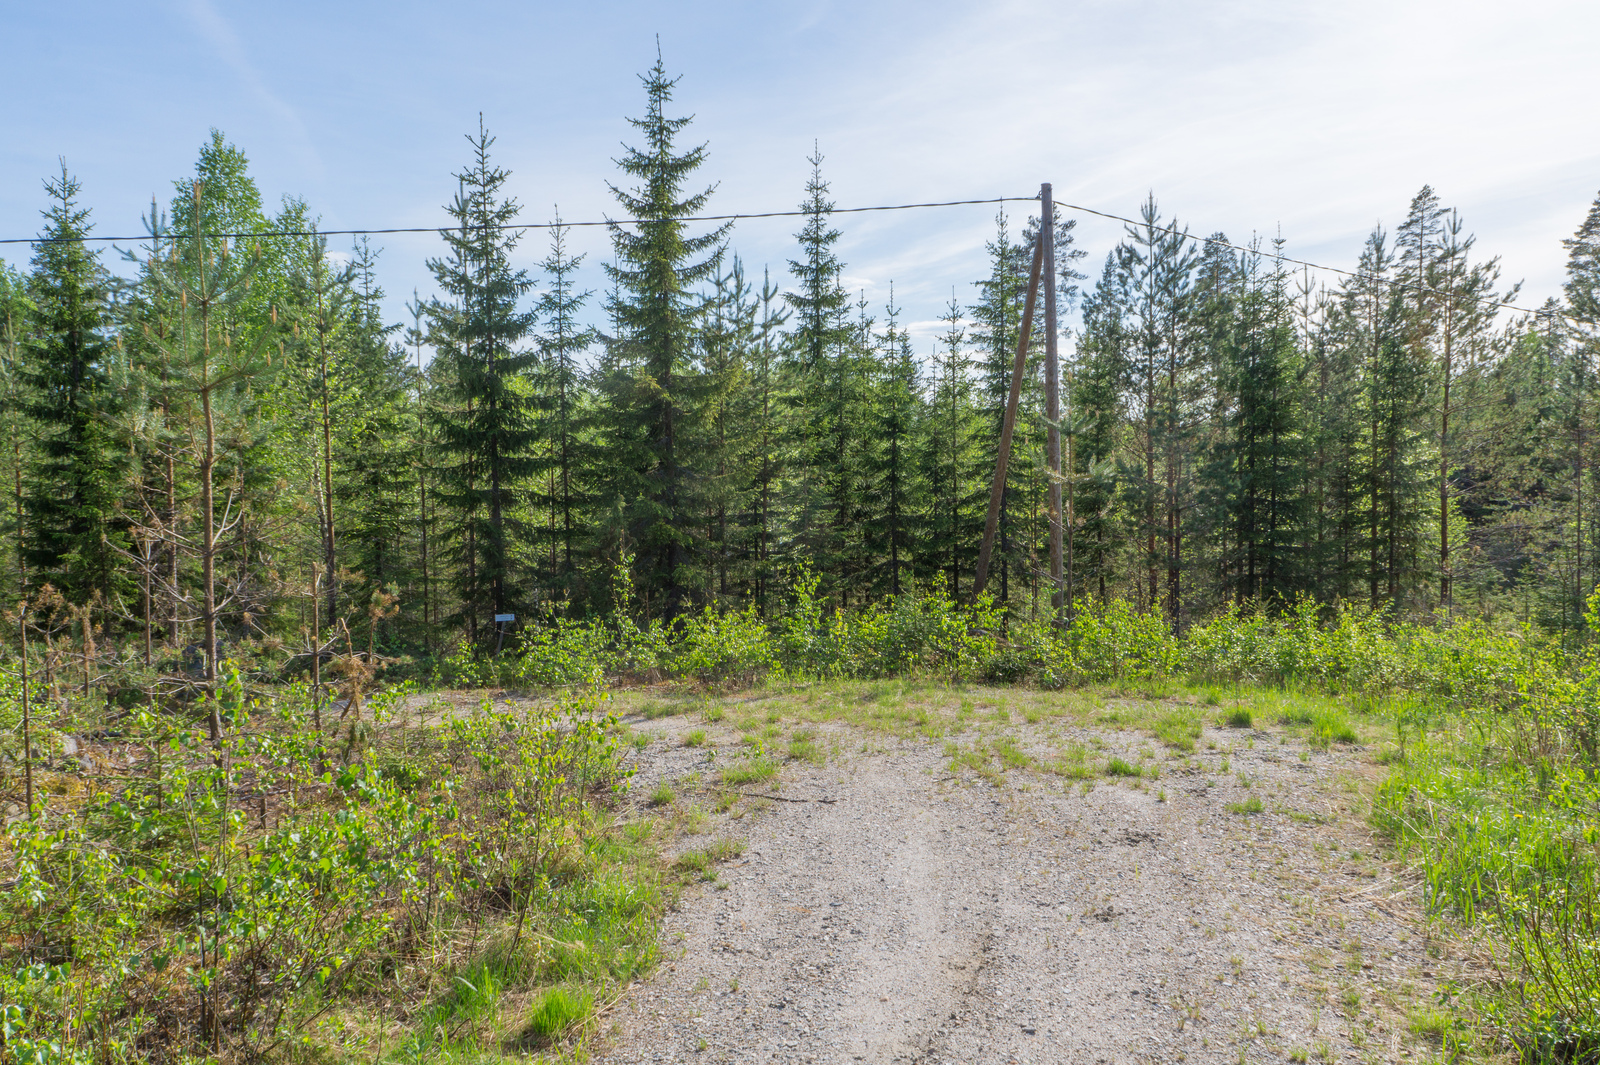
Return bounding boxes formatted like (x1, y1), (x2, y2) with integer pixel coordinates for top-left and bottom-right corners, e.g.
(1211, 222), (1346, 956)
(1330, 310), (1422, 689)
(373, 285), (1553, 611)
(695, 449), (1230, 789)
(1, 187), (1577, 325)
(0, 195), (1027, 247)
(1051, 197), (1572, 325)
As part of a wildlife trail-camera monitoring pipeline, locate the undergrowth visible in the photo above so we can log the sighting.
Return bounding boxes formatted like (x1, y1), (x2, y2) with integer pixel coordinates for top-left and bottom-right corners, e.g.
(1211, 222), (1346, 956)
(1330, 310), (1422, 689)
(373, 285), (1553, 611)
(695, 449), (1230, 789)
(5, 569), (1600, 1062)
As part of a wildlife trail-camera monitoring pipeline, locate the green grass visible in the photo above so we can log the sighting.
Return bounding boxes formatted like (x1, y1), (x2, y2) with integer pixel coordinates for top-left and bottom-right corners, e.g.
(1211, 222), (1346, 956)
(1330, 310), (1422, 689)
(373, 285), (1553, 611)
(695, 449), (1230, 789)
(992, 735), (1033, 770)
(520, 985), (594, 1044)
(1105, 756), (1141, 777)
(1153, 708), (1202, 751)
(674, 838), (745, 881)
(787, 729), (825, 764)
(647, 782), (674, 807)
(1226, 795), (1264, 815)
(1223, 706), (1253, 728)
(720, 757), (778, 786)
(1049, 743), (1095, 779)
(683, 729), (707, 747)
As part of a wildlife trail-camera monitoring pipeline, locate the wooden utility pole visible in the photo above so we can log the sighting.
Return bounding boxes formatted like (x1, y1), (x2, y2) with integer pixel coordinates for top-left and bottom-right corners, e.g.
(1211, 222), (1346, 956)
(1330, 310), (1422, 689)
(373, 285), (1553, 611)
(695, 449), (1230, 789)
(973, 206), (1046, 599)
(1042, 184), (1064, 614)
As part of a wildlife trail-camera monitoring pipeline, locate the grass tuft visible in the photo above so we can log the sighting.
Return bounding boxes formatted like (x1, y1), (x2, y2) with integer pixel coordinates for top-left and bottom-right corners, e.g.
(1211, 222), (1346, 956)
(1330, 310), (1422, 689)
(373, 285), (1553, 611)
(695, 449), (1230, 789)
(521, 985), (594, 1044)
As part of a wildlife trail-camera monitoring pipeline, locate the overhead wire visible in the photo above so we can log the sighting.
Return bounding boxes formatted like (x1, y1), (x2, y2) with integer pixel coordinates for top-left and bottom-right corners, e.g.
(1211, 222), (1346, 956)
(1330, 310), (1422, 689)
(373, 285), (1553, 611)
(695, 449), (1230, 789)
(0, 189), (1579, 325)
(1049, 196), (1574, 326)
(0, 195), (1028, 246)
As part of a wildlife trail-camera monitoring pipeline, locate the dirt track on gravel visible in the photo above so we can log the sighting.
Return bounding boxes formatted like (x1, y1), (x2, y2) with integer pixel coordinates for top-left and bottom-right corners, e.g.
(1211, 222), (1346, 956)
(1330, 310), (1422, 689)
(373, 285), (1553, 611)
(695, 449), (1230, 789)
(596, 686), (1457, 1065)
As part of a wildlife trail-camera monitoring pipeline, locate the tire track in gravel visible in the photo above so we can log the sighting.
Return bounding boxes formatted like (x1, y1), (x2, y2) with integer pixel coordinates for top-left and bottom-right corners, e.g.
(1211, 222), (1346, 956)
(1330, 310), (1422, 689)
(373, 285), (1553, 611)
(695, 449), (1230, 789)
(598, 704), (1454, 1065)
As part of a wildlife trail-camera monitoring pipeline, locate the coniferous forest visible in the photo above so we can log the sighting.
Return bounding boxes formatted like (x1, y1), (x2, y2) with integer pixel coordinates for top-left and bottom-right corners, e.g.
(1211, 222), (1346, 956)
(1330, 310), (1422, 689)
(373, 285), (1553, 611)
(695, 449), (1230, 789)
(9, 55), (1600, 1064)
(4, 59), (1600, 659)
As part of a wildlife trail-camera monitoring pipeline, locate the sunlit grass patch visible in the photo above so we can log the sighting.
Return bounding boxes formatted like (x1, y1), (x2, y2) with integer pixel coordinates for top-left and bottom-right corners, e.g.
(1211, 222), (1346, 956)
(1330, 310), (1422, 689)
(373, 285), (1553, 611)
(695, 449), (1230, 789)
(992, 735), (1033, 770)
(519, 985), (594, 1046)
(1153, 708), (1202, 751)
(720, 757), (778, 786)
(787, 729), (825, 764)
(1105, 756), (1141, 777)
(1049, 743), (1095, 779)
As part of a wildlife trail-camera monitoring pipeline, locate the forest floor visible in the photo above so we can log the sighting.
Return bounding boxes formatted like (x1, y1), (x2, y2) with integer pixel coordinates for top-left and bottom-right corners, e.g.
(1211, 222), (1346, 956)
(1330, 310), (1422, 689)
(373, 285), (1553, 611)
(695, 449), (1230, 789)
(573, 679), (1472, 1065)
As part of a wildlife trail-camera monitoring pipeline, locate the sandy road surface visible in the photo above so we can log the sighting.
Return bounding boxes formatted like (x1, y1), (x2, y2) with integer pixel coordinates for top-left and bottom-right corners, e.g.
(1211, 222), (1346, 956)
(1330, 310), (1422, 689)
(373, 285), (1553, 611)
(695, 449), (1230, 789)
(591, 693), (1454, 1065)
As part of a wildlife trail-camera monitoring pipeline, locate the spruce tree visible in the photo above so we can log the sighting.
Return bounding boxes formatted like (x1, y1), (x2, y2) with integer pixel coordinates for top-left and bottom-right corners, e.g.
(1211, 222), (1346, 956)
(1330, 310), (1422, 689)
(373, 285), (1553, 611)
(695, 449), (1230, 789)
(601, 53), (731, 618)
(865, 290), (921, 597)
(426, 119), (540, 643)
(784, 147), (852, 567)
(1072, 252), (1132, 602)
(744, 267), (790, 610)
(0, 263), (32, 603)
(922, 293), (982, 599)
(969, 209), (1033, 606)
(533, 214), (596, 600)
(1212, 242), (1306, 602)
(698, 255), (756, 602)
(20, 164), (127, 606)
(1117, 196), (1198, 621)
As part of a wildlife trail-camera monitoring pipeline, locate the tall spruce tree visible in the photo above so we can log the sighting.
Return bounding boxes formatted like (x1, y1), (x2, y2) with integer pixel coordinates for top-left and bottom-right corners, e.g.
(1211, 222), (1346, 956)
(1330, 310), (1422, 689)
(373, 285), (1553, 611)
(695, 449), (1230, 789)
(970, 209), (1034, 606)
(865, 290), (921, 597)
(741, 267), (790, 611)
(1212, 241), (1306, 602)
(21, 164), (126, 606)
(426, 119), (540, 643)
(600, 52), (731, 619)
(785, 147), (852, 569)
(0, 263), (33, 604)
(533, 214), (596, 601)
(922, 293), (983, 599)
(1073, 252), (1132, 602)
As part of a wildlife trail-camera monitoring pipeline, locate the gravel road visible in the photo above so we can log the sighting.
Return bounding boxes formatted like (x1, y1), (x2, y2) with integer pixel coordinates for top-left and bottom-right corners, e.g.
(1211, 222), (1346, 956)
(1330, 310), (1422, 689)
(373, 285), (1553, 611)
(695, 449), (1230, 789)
(597, 692), (1452, 1065)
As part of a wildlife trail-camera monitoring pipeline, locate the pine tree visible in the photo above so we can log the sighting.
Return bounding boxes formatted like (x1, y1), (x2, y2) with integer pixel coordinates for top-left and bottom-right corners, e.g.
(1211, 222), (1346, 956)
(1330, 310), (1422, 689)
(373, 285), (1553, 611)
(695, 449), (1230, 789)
(600, 52), (731, 618)
(1118, 196), (1198, 621)
(127, 179), (280, 737)
(426, 119), (540, 643)
(1428, 208), (1508, 613)
(287, 228), (356, 632)
(1340, 226), (1427, 609)
(20, 164), (127, 606)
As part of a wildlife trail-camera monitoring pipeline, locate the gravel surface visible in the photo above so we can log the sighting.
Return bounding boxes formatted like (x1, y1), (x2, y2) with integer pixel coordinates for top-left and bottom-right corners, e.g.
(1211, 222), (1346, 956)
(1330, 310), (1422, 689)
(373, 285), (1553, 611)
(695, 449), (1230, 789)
(594, 690), (1454, 1065)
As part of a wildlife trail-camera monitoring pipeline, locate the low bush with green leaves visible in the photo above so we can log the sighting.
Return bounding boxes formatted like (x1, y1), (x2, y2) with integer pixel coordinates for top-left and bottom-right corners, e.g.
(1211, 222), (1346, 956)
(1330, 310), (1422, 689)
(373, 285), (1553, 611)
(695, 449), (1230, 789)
(0, 684), (643, 1063)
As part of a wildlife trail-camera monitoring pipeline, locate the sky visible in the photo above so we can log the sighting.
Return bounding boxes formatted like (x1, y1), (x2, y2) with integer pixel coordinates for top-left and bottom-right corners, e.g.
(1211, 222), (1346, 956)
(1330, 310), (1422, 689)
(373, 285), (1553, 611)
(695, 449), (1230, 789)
(3, 0), (1598, 350)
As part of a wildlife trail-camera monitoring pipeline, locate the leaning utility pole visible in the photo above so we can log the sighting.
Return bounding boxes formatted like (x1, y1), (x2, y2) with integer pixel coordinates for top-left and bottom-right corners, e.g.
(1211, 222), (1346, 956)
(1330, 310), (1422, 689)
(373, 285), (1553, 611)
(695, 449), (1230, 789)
(973, 193), (1046, 599)
(1042, 183), (1064, 614)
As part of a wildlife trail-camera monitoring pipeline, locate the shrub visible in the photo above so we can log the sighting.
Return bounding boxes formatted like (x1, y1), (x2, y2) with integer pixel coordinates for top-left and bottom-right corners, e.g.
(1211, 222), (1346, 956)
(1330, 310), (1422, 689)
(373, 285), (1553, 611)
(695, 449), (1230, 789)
(674, 605), (777, 686)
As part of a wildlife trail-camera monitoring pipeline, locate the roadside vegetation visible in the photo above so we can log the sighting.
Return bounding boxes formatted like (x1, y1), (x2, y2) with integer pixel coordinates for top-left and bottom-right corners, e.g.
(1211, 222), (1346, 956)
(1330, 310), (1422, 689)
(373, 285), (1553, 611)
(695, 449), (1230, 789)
(2, 577), (1599, 1061)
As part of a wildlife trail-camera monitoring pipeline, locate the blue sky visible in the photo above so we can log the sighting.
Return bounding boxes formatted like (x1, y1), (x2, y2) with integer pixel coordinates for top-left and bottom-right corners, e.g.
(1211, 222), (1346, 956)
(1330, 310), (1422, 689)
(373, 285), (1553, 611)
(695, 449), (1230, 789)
(4, 0), (1598, 348)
